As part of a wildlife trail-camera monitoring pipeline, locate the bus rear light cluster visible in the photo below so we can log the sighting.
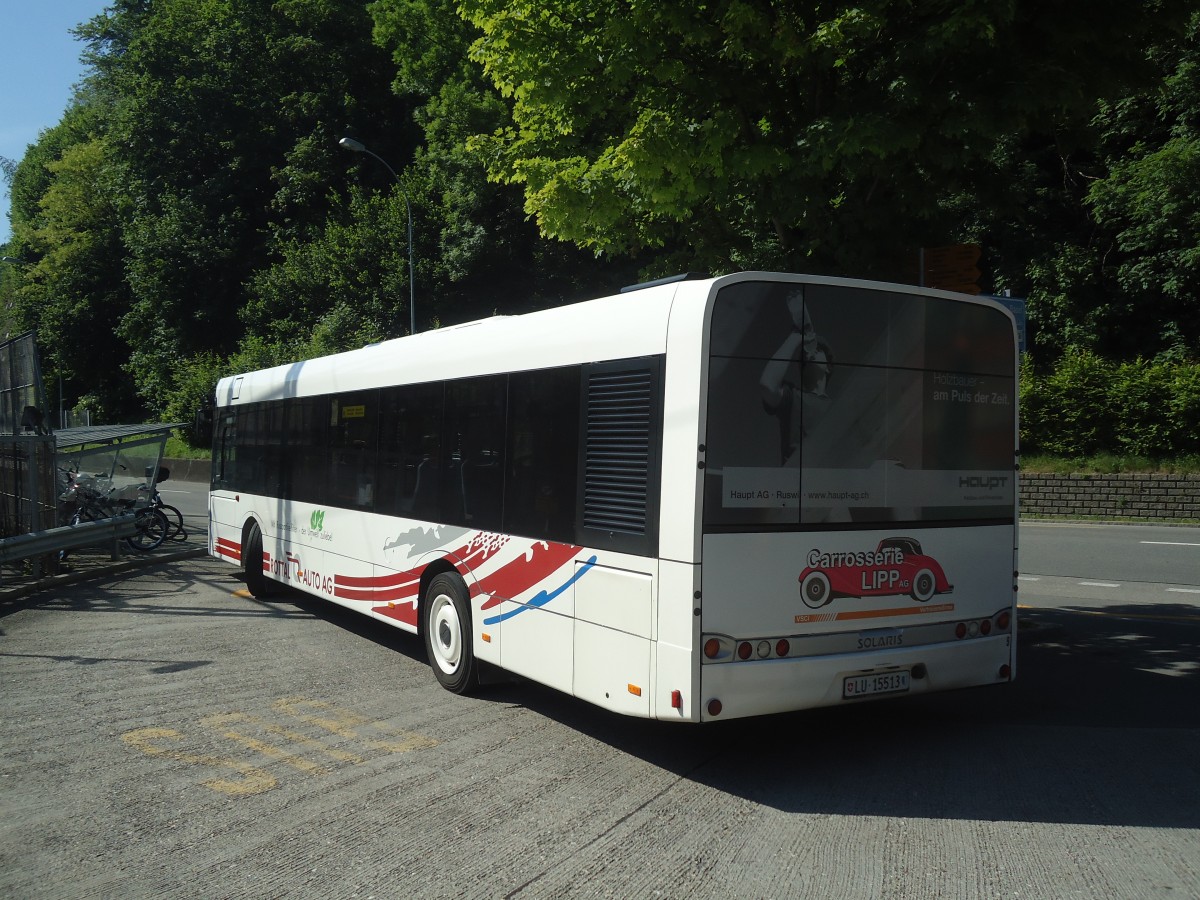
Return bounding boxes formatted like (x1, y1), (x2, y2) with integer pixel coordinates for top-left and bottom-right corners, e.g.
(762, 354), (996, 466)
(954, 610), (1013, 640)
(703, 633), (791, 663)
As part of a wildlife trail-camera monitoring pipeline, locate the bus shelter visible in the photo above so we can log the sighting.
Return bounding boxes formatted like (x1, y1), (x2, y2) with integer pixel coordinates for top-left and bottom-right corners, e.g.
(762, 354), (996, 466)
(55, 424), (182, 524)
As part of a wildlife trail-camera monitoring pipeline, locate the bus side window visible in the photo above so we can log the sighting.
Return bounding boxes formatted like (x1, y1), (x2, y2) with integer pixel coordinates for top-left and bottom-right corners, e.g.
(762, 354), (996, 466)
(328, 391), (378, 510)
(286, 396), (329, 505)
(377, 382), (444, 519)
(505, 367), (580, 544)
(444, 376), (506, 530)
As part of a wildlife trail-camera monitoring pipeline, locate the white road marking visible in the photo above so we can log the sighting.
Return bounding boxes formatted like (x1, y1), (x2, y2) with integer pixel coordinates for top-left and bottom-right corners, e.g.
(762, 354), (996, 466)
(1166, 587), (1200, 595)
(1078, 581), (1121, 588)
(1140, 541), (1200, 547)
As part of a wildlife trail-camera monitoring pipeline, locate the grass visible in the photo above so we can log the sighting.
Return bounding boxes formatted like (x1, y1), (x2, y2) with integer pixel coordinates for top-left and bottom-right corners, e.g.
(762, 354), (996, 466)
(1021, 453), (1200, 474)
(164, 434), (211, 459)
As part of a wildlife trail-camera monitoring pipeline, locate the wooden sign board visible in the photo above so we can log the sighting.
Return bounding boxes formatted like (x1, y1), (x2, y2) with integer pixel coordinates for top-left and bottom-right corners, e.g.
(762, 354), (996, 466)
(921, 244), (981, 294)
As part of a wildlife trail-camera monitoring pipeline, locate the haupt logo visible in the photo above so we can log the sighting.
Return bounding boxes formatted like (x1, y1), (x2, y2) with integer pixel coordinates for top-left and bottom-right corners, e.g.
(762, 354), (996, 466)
(959, 475), (1009, 490)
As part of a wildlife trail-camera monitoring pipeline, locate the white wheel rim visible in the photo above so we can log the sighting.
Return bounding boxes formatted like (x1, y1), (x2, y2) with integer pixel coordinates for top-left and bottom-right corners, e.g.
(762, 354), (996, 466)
(429, 593), (461, 675)
(913, 570), (935, 602)
(802, 572), (830, 608)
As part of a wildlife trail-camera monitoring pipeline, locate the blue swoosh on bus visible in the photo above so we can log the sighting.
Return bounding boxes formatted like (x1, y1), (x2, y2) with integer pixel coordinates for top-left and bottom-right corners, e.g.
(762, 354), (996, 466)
(482, 555), (598, 625)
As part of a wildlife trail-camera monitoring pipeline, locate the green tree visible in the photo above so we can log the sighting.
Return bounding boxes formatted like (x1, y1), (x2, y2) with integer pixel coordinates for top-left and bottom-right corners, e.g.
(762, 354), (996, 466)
(961, 10), (1200, 363)
(460, 0), (1191, 279)
(369, 0), (634, 320)
(3, 95), (139, 421)
(1085, 12), (1200, 359)
(78, 0), (404, 412)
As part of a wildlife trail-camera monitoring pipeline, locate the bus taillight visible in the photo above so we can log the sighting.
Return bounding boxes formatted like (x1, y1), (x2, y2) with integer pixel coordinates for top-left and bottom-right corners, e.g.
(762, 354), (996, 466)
(776, 639), (790, 658)
(737, 642), (753, 660)
(996, 611), (1011, 631)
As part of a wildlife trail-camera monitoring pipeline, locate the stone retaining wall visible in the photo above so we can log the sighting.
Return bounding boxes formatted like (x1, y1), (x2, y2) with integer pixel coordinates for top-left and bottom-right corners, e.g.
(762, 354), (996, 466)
(161, 459), (1200, 521)
(1019, 473), (1200, 520)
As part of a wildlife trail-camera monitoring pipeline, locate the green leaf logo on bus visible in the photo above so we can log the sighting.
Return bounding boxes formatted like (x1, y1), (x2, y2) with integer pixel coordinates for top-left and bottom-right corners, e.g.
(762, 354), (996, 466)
(310, 509), (325, 532)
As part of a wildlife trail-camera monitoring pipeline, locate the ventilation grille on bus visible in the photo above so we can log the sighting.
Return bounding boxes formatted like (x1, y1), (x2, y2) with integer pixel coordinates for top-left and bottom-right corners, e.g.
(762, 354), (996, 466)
(584, 369), (653, 535)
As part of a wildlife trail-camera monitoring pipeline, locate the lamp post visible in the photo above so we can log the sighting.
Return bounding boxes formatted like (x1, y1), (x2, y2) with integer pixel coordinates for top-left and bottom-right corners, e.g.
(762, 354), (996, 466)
(338, 137), (416, 336)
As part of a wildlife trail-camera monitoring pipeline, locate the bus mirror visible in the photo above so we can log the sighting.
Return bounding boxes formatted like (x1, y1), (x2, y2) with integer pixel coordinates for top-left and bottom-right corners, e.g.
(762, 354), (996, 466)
(193, 404), (214, 448)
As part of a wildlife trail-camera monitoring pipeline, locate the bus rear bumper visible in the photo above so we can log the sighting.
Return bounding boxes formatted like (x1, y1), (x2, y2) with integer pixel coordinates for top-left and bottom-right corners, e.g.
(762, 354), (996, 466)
(699, 636), (1014, 721)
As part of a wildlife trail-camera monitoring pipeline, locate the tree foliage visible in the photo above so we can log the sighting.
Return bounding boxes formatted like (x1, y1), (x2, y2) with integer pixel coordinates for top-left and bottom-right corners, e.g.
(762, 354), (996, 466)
(0, 0), (1198, 437)
(460, 0), (1192, 279)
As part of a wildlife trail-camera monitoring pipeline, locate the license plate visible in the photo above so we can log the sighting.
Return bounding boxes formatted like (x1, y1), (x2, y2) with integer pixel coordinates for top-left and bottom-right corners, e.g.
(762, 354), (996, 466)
(843, 670), (910, 699)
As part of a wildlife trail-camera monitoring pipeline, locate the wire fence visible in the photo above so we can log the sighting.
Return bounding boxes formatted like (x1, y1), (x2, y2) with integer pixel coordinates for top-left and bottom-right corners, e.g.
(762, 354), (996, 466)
(0, 332), (55, 539)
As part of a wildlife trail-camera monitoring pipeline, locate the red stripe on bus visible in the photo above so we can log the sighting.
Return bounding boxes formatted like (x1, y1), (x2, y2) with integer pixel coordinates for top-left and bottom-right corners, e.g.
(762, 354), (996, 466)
(215, 538), (242, 563)
(476, 543), (581, 610)
(371, 602), (419, 627)
(329, 539), (579, 609)
(333, 539), (483, 589)
(336, 582), (420, 603)
(335, 570), (421, 591)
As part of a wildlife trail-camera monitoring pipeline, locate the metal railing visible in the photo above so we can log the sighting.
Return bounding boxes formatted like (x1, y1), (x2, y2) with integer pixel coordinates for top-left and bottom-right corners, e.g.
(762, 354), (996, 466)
(0, 513), (139, 579)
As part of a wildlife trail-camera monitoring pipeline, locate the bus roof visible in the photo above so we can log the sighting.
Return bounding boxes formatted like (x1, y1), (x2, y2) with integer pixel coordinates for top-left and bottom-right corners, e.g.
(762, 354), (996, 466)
(217, 278), (696, 405)
(215, 272), (1012, 406)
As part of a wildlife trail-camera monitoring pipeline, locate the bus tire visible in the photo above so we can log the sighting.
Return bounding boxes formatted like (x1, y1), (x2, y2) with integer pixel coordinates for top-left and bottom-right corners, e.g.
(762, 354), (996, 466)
(801, 571), (831, 608)
(911, 568), (936, 602)
(243, 523), (276, 598)
(423, 572), (479, 695)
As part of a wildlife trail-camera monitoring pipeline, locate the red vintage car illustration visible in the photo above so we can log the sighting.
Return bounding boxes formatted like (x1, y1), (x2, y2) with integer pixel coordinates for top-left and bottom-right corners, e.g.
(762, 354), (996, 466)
(797, 536), (953, 609)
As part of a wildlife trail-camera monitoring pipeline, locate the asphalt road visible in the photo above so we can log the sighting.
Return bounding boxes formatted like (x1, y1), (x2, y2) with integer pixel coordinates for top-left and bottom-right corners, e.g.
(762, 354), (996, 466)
(0, 493), (1197, 898)
(1019, 521), (1200, 610)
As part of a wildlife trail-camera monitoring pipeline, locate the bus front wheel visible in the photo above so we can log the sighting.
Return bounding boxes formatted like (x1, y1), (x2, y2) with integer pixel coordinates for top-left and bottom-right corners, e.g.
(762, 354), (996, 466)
(243, 523), (277, 598)
(422, 572), (479, 695)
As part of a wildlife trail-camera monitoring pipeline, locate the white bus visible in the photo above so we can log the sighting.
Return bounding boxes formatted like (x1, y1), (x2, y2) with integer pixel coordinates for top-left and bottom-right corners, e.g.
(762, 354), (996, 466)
(209, 272), (1018, 721)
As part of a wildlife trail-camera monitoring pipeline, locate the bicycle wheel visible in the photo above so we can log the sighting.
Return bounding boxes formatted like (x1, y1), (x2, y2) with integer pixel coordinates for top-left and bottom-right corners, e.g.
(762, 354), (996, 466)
(157, 503), (187, 541)
(60, 511), (86, 561)
(126, 508), (168, 552)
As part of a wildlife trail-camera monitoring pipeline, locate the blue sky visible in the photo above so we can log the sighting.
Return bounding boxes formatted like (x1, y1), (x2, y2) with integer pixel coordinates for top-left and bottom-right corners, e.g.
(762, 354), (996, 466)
(1, 2), (109, 245)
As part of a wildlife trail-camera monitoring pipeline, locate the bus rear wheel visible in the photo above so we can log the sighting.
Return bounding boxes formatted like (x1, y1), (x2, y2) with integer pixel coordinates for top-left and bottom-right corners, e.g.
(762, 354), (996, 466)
(423, 572), (479, 695)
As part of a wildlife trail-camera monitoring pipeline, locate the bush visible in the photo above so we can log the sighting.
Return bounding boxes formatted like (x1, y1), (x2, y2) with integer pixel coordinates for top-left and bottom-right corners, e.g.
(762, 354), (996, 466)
(1022, 352), (1200, 457)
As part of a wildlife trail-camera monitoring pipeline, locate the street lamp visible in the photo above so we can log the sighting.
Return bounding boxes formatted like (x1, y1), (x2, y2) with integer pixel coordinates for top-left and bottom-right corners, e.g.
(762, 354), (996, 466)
(338, 137), (417, 336)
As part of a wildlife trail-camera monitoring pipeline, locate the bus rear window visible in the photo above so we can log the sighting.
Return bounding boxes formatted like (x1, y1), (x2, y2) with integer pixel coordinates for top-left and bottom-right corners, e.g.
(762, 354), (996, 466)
(704, 281), (1016, 529)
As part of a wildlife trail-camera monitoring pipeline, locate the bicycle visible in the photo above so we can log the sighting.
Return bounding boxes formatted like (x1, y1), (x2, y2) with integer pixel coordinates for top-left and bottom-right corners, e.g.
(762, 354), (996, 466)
(60, 471), (170, 552)
(141, 467), (187, 542)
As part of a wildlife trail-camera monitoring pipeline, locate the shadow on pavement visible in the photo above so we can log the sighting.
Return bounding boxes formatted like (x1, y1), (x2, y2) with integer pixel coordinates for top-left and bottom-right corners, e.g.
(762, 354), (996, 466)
(479, 603), (1200, 829)
(158, 577), (1200, 830)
